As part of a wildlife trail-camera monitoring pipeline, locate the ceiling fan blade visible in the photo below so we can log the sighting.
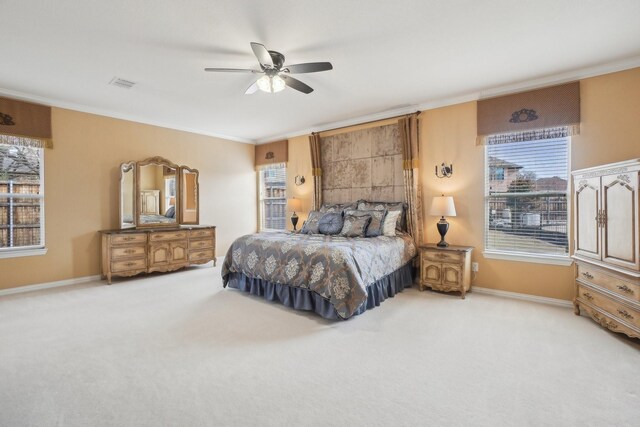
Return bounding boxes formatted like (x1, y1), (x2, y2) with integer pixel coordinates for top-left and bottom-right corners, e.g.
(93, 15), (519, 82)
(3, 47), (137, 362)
(281, 75), (314, 94)
(204, 68), (260, 73)
(250, 42), (273, 68)
(245, 81), (259, 95)
(285, 62), (333, 74)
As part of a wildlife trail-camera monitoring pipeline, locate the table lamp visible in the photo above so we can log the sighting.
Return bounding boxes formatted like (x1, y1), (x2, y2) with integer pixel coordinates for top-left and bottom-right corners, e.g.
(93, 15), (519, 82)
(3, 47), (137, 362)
(287, 197), (302, 231)
(429, 195), (457, 247)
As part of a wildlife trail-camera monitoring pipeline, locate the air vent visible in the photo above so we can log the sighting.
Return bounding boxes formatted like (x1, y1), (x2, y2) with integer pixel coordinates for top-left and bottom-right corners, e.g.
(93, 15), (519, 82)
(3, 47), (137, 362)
(109, 77), (136, 89)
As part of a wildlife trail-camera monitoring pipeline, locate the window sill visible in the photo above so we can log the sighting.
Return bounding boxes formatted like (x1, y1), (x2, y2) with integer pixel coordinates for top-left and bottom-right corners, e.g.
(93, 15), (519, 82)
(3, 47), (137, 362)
(0, 247), (48, 259)
(482, 250), (573, 266)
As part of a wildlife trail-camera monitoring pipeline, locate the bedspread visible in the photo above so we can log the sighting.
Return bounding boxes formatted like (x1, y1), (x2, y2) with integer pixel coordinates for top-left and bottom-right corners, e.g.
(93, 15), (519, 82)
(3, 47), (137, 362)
(222, 231), (416, 319)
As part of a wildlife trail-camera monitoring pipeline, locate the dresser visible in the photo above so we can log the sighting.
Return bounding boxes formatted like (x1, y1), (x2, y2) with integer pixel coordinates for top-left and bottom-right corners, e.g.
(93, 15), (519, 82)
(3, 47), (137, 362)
(100, 225), (216, 284)
(419, 244), (473, 298)
(572, 159), (640, 338)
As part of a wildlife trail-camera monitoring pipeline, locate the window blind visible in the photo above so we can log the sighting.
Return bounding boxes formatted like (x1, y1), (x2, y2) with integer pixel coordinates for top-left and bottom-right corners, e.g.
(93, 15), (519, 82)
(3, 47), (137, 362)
(258, 163), (287, 231)
(485, 137), (569, 257)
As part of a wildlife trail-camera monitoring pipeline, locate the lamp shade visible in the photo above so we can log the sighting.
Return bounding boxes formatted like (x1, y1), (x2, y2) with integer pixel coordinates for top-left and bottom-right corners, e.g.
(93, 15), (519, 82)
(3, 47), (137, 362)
(429, 196), (456, 217)
(287, 197), (302, 212)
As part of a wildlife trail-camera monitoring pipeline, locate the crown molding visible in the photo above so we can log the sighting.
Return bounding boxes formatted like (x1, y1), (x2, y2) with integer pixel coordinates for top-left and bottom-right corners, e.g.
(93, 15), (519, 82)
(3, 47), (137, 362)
(255, 55), (640, 144)
(0, 87), (256, 145)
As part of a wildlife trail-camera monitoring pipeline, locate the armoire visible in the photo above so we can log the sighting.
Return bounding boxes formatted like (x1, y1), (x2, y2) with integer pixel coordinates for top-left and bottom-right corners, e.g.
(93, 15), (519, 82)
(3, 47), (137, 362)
(573, 159), (640, 338)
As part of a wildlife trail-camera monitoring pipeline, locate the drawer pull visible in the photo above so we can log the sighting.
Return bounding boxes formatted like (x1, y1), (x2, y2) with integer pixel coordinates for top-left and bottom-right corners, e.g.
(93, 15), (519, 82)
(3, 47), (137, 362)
(617, 285), (634, 295)
(125, 262), (137, 267)
(581, 271), (594, 279)
(582, 292), (594, 301)
(436, 253), (448, 259)
(124, 249), (136, 254)
(123, 237), (135, 241)
(617, 309), (634, 320)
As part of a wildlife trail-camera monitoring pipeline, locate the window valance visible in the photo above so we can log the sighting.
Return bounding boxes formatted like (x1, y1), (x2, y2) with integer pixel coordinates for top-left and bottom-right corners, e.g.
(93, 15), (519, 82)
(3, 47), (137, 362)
(0, 97), (52, 149)
(476, 82), (580, 145)
(255, 139), (288, 167)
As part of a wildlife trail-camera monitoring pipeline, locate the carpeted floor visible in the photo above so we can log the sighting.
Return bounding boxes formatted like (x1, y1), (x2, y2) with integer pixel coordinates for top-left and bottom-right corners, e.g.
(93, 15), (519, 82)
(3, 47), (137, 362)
(1, 263), (638, 427)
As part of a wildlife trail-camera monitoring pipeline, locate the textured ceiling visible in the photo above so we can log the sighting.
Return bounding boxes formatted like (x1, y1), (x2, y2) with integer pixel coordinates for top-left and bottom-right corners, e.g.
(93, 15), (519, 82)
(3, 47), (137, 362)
(2, 0), (640, 143)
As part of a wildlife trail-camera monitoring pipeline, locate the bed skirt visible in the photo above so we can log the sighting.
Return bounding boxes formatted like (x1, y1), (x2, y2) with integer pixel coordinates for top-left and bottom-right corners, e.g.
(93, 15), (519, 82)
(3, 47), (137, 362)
(225, 262), (414, 320)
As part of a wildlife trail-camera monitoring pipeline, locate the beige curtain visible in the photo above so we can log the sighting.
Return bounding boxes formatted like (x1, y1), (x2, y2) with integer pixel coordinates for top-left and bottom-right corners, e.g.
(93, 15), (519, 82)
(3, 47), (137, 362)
(398, 114), (423, 245)
(0, 97), (53, 148)
(309, 132), (322, 211)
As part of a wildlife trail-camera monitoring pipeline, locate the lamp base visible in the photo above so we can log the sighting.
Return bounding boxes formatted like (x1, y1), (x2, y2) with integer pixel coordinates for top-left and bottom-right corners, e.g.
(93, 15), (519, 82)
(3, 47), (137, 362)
(436, 217), (450, 247)
(291, 212), (299, 231)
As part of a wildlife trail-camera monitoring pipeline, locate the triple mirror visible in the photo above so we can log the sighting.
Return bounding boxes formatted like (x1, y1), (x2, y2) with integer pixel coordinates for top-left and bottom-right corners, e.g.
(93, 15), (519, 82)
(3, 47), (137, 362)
(119, 156), (199, 229)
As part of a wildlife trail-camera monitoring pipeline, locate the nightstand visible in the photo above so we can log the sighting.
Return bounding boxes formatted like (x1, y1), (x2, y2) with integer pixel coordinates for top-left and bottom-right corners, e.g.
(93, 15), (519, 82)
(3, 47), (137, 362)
(419, 244), (473, 298)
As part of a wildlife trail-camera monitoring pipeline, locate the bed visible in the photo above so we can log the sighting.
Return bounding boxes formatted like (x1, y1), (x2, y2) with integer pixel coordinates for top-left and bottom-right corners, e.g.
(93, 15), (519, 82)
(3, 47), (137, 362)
(222, 230), (417, 320)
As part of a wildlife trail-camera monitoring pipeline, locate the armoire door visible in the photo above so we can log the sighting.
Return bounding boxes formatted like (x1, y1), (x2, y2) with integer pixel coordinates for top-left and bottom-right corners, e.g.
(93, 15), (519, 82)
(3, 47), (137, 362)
(574, 177), (601, 261)
(601, 172), (639, 271)
(169, 241), (188, 265)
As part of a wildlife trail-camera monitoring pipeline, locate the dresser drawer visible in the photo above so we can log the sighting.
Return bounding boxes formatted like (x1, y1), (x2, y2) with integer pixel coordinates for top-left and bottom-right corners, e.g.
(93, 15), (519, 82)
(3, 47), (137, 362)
(111, 246), (146, 259)
(577, 264), (639, 302)
(148, 231), (188, 242)
(190, 238), (213, 250)
(190, 229), (214, 239)
(189, 249), (214, 262)
(577, 284), (640, 328)
(112, 258), (147, 272)
(421, 250), (462, 264)
(111, 233), (146, 245)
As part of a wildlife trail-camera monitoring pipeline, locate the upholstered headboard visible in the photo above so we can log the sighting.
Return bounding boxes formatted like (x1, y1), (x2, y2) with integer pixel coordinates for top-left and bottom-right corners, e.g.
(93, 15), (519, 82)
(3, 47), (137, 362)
(320, 124), (405, 205)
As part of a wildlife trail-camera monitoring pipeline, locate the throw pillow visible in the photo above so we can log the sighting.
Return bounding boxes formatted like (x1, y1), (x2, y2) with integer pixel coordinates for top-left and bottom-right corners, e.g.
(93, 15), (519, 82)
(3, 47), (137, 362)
(318, 212), (344, 235)
(319, 202), (358, 214)
(357, 201), (405, 231)
(300, 211), (323, 234)
(382, 211), (402, 236)
(344, 208), (387, 237)
(339, 213), (372, 238)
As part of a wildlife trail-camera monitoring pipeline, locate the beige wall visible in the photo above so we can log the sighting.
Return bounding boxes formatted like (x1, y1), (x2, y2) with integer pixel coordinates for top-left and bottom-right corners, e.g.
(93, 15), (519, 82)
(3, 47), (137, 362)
(282, 67), (640, 301)
(1, 108), (256, 290)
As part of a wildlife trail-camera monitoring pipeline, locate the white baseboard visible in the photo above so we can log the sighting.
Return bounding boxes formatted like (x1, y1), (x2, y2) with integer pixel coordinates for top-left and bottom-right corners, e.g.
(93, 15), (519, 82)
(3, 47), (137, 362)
(0, 256), (223, 297)
(0, 275), (102, 297)
(473, 286), (573, 308)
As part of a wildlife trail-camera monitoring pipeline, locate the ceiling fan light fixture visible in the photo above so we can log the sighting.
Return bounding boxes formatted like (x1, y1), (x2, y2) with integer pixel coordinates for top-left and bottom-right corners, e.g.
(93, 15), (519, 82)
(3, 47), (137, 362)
(257, 75), (285, 93)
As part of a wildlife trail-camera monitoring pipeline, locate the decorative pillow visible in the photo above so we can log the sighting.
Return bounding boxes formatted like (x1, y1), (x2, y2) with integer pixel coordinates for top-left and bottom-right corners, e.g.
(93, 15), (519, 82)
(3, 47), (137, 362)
(318, 213), (344, 235)
(339, 213), (372, 238)
(382, 210), (402, 236)
(344, 208), (387, 237)
(357, 201), (405, 231)
(319, 202), (358, 215)
(165, 206), (175, 219)
(300, 211), (323, 234)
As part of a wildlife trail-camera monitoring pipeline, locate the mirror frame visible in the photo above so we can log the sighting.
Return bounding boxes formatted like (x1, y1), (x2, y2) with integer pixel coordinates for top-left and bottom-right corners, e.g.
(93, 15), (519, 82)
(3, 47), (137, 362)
(135, 156), (181, 228)
(179, 166), (200, 225)
(119, 162), (137, 229)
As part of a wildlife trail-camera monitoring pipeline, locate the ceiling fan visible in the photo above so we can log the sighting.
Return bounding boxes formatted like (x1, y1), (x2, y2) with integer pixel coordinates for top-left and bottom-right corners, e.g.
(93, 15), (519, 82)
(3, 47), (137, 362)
(204, 42), (333, 94)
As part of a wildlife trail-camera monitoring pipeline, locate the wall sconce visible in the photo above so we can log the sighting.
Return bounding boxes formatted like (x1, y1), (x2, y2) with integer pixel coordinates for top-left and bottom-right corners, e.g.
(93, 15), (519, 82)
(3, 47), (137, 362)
(435, 163), (453, 178)
(294, 175), (306, 186)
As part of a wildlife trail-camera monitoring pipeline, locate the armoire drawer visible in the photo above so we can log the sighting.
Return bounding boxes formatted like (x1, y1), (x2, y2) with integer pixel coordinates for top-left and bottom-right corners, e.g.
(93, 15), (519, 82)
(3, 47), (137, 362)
(112, 258), (147, 272)
(190, 239), (213, 250)
(190, 229), (214, 239)
(577, 284), (640, 329)
(577, 263), (639, 303)
(111, 246), (146, 259)
(111, 234), (146, 245)
(148, 231), (188, 242)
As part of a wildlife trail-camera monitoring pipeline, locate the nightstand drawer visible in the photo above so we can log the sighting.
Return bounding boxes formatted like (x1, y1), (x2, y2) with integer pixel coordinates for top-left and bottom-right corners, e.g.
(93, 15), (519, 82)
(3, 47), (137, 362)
(422, 250), (462, 264)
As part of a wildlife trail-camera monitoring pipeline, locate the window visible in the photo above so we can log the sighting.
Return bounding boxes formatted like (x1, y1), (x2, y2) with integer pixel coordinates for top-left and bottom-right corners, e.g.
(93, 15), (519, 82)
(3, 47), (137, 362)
(258, 163), (287, 230)
(485, 137), (569, 263)
(0, 144), (45, 257)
